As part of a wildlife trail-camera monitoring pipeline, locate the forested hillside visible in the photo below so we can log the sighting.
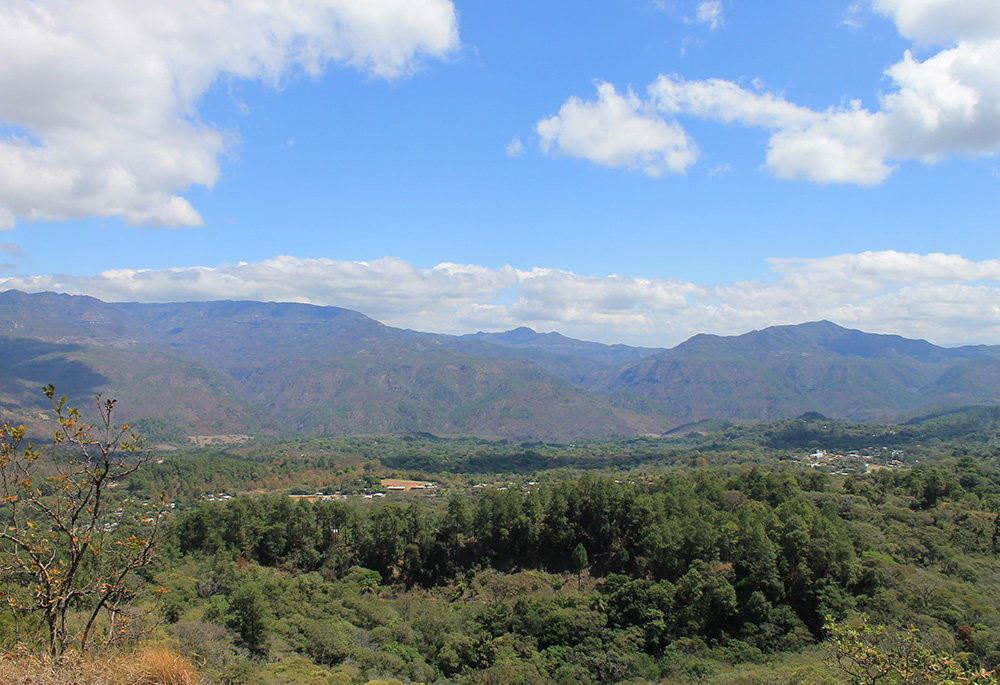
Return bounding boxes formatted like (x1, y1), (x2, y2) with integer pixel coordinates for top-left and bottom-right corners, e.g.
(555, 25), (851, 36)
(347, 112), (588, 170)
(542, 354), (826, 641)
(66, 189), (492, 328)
(6, 393), (1000, 683)
(147, 446), (1000, 683)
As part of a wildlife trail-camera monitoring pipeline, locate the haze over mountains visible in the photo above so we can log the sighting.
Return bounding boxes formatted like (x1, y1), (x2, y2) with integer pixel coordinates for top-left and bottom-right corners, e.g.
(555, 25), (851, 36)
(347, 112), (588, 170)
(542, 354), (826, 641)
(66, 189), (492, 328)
(2, 289), (999, 442)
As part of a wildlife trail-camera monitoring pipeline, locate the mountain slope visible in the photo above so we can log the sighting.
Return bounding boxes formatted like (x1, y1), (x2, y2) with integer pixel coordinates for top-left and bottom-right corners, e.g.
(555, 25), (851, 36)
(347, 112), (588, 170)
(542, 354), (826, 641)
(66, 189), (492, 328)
(0, 292), (668, 441)
(594, 321), (1000, 422)
(455, 327), (663, 386)
(3, 292), (1000, 438)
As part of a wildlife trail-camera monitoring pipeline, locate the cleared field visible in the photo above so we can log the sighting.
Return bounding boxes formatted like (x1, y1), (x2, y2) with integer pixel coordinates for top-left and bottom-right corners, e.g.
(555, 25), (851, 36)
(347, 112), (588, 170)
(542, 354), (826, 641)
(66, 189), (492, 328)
(380, 479), (433, 491)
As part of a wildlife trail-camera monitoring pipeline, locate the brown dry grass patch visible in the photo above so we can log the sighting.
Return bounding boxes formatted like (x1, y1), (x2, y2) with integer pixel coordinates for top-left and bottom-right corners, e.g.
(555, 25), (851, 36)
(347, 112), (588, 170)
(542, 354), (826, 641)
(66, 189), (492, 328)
(126, 646), (203, 684)
(0, 646), (203, 685)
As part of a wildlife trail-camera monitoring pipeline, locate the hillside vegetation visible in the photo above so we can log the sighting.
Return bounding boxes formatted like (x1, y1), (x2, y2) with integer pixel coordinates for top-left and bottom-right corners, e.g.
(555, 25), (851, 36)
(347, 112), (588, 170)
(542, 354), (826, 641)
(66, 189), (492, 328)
(6, 390), (1000, 682)
(140, 425), (1000, 684)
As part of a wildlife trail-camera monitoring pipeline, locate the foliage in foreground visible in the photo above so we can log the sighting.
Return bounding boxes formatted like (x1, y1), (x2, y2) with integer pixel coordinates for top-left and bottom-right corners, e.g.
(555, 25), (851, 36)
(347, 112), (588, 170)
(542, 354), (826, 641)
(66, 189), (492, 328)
(825, 615), (997, 684)
(0, 387), (165, 655)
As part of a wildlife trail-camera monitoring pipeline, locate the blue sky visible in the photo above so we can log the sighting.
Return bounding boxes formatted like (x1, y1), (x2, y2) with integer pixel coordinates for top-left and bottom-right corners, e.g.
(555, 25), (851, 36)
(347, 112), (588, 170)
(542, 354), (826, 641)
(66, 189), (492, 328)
(1, 0), (999, 347)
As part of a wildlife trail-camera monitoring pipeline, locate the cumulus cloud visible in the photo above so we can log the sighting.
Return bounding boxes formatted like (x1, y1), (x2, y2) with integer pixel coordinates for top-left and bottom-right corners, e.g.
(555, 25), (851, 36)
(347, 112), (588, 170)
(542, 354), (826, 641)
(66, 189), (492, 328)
(536, 82), (698, 177)
(0, 0), (459, 229)
(874, 0), (1000, 44)
(3, 250), (1000, 347)
(539, 0), (1000, 184)
(769, 251), (1000, 284)
(696, 1), (724, 30)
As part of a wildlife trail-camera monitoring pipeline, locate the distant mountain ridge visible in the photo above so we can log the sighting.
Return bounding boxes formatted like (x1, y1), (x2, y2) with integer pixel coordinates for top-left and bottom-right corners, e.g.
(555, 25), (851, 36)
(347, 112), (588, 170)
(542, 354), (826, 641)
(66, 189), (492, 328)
(0, 291), (664, 441)
(463, 327), (662, 366)
(594, 320), (1000, 422)
(1, 290), (999, 441)
(673, 320), (988, 362)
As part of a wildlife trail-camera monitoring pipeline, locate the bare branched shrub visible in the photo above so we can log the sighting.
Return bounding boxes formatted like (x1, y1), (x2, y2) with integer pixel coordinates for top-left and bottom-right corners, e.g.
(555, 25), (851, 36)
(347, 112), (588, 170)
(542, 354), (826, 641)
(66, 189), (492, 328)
(0, 385), (165, 655)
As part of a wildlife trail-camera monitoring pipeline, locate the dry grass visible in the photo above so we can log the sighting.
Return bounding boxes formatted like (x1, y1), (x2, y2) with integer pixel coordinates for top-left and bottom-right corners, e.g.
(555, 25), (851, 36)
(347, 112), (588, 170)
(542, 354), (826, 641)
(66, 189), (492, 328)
(0, 651), (120, 685)
(0, 645), (204, 685)
(126, 645), (203, 684)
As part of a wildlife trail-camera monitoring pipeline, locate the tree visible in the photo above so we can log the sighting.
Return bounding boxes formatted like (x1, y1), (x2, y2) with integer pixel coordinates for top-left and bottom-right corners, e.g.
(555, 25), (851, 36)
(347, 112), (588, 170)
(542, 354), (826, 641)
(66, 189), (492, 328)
(0, 385), (164, 655)
(572, 542), (589, 590)
(227, 578), (270, 655)
(366, 503), (410, 581)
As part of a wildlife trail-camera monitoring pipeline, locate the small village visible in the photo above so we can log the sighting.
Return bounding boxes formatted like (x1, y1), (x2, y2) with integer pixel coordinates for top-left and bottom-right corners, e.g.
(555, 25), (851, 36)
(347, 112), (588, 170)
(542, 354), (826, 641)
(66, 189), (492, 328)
(794, 446), (906, 475)
(197, 479), (441, 505)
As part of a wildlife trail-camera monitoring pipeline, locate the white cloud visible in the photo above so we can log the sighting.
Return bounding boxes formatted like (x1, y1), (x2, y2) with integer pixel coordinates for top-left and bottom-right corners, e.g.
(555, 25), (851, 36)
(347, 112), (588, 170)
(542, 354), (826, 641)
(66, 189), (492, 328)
(873, 0), (1000, 44)
(649, 34), (1000, 184)
(769, 251), (1000, 284)
(0, 209), (15, 231)
(540, 0), (1000, 184)
(650, 74), (815, 128)
(0, 0), (459, 229)
(4, 250), (1000, 347)
(505, 137), (525, 157)
(536, 82), (698, 176)
(648, 74), (903, 184)
(696, 1), (724, 30)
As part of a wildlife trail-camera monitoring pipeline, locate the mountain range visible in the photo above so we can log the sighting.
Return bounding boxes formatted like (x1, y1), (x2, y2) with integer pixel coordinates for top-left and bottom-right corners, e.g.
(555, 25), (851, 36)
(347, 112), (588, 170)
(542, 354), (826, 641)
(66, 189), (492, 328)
(2, 289), (999, 442)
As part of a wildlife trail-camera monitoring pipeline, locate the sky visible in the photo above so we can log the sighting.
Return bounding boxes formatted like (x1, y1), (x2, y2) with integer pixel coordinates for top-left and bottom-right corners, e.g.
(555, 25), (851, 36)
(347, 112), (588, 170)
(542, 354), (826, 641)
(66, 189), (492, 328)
(0, 0), (999, 348)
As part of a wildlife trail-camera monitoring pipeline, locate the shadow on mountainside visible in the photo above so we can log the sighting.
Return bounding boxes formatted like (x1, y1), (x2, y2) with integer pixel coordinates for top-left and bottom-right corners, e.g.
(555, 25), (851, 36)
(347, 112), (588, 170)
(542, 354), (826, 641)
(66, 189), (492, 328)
(0, 336), (108, 408)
